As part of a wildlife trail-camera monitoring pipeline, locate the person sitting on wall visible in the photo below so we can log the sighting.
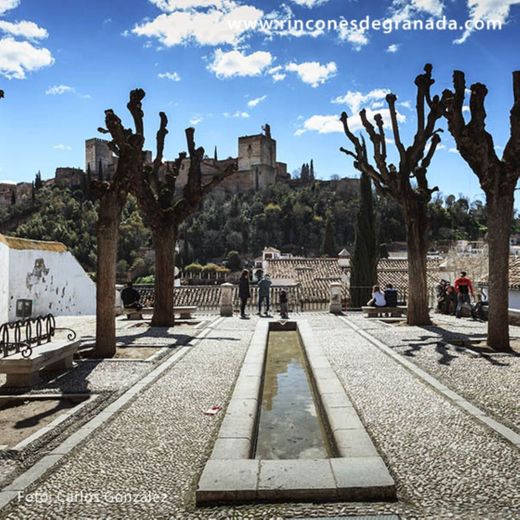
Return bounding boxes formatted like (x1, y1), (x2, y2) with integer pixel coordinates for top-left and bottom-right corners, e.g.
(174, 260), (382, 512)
(121, 282), (143, 310)
(367, 285), (386, 307)
(384, 284), (398, 307)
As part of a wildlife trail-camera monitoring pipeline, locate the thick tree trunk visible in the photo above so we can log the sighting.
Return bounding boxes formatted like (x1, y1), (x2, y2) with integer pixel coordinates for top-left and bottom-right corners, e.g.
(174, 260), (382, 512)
(405, 202), (431, 326)
(95, 193), (122, 358)
(151, 224), (175, 327)
(486, 190), (514, 351)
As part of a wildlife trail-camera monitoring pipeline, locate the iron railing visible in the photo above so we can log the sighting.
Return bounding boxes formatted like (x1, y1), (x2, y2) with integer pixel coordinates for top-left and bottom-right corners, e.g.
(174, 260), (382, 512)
(0, 314), (76, 359)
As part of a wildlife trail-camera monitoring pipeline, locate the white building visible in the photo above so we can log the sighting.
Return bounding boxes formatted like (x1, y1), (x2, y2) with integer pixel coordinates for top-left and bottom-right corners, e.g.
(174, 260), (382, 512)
(0, 234), (96, 323)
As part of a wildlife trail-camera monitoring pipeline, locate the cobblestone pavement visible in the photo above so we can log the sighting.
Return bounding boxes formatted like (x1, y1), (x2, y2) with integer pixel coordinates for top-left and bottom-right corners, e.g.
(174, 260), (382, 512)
(1, 315), (519, 519)
(346, 312), (520, 433)
(0, 315), (206, 492)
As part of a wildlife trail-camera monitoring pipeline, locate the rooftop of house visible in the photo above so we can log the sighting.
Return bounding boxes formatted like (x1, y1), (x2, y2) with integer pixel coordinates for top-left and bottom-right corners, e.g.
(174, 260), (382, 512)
(0, 234), (67, 252)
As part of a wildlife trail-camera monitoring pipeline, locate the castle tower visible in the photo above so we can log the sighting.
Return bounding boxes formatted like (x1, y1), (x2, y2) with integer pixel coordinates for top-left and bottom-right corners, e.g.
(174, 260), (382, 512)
(85, 138), (117, 180)
(237, 124), (277, 191)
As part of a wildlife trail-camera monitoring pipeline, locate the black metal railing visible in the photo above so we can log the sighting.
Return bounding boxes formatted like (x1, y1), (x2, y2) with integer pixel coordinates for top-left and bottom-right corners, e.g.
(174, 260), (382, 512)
(0, 314), (76, 359)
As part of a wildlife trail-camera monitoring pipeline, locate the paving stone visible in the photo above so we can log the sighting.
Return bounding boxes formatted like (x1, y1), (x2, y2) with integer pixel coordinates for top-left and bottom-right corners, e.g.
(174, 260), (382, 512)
(258, 459), (336, 501)
(331, 457), (396, 500)
(210, 438), (251, 460)
(196, 459), (258, 503)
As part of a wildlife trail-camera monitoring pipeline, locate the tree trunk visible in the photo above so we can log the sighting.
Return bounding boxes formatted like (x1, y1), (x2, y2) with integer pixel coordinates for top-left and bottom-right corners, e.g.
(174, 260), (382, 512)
(486, 190), (514, 351)
(405, 202), (431, 326)
(95, 193), (122, 357)
(151, 224), (175, 327)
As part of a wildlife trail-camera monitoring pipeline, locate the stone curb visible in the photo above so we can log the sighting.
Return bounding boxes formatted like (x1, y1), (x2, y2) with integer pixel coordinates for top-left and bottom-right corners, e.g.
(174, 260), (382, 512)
(340, 316), (520, 449)
(0, 316), (225, 511)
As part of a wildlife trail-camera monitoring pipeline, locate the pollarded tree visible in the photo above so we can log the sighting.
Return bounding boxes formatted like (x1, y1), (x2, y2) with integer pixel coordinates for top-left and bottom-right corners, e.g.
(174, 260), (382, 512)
(350, 171), (378, 308)
(441, 70), (520, 351)
(340, 64), (444, 325)
(92, 90), (146, 357)
(132, 112), (237, 327)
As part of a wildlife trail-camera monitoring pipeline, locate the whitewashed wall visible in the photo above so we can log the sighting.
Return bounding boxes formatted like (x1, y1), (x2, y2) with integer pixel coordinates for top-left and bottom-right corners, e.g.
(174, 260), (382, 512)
(0, 242), (9, 323)
(7, 249), (95, 320)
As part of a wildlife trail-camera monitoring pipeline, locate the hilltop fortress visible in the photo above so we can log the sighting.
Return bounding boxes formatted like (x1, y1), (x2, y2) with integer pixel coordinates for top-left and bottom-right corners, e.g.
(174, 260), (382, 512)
(0, 125), (359, 207)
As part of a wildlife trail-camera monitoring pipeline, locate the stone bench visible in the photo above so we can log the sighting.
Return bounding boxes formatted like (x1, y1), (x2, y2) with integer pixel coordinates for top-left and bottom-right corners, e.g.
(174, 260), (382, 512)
(362, 306), (406, 318)
(121, 306), (197, 320)
(0, 340), (80, 387)
(121, 307), (153, 320)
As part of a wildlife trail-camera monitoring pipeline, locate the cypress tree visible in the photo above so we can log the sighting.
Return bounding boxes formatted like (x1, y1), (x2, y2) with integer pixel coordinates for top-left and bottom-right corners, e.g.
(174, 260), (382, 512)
(322, 214), (336, 257)
(310, 159), (315, 181)
(98, 160), (104, 181)
(350, 171), (378, 307)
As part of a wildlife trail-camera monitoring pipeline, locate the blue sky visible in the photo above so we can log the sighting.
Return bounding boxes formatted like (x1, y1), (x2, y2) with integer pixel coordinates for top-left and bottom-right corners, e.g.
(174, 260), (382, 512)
(0, 0), (519, 203)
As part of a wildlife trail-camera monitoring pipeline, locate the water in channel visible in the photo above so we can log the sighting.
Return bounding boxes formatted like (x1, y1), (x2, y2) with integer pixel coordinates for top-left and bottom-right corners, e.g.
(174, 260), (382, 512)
(254, 330), (331, 460)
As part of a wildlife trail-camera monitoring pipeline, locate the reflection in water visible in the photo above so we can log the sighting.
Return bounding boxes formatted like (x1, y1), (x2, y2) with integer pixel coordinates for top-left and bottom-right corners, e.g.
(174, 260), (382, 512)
(255, 331), (330, 460)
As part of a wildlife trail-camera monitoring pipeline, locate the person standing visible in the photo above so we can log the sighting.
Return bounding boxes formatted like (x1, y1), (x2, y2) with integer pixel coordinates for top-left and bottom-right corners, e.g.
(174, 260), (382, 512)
(279, 289), (289, 319)
(454, 271), (475, 318)
(238, 269), (251, 319)
(257, 274), (272, 316)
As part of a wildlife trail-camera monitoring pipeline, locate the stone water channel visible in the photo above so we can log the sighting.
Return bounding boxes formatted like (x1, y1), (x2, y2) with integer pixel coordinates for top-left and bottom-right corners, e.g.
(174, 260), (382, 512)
(196, 319), (395, 504)
(255, 330), (331, 460)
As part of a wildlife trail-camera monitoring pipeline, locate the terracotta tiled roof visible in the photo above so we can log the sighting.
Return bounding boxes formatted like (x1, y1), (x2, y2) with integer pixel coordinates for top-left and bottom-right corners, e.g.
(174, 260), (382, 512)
(136, 257), (442, 309)
(479, 256), (520, 289)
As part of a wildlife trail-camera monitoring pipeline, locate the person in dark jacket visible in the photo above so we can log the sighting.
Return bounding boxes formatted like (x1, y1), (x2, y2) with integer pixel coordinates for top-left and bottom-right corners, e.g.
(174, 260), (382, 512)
(121, 282), (142, 310)
(257, 274), (272, 316)
(238, 270), (250, 319)
(384, 284), (398, 307)
(279, 290), (289, 319)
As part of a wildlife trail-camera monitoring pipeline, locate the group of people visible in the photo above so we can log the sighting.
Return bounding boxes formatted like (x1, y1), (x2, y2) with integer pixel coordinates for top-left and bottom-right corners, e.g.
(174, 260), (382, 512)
(437, 271), (487, 320)
(367, 283), (399, 308)
(238, 270), (289, 320)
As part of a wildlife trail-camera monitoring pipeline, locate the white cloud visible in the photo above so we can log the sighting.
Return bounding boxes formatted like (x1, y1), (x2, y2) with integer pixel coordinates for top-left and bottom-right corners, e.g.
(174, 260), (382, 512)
(189, 115), (203, 125)
(45, 84), (74, 95)
(295, 108), (406, 136)
(386, 43), (400, 53)
(338, 26), (369, 50)
(289, 0), (330, 7)
(0, 20), (48, 40)
(149, 0), (226, 10)
(268, 65), (286, 82)
(133, 1), (263, 47)
(455, 0), (520, 43)
(224, 110), (250, 118)
(53, 144), (72, 151)
(0, 37), (53, 79)
(0, 0), (19, 15)
(332, 88), (391, 114)
(208, 48), (272, 78)
(247, 95), (267, 107)
(285, 61), (337, 88)
(0, 3), (53, 80)
(390, 0), (444, 23)
(158, 71), (181, 81)
(448, 147), (459, 153)
(400, 100), (412, 109)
